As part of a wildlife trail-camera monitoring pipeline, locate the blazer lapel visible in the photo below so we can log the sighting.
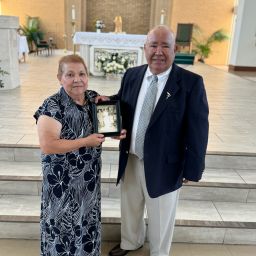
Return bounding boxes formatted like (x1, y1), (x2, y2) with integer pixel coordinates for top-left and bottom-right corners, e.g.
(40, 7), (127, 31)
(130, 65), (148, 110)
(148, 64), (182, 127)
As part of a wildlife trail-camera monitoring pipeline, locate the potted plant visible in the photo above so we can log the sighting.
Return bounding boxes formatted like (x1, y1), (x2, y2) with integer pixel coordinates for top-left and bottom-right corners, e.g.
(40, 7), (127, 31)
(192, 26), (229, 63)
(21, 16), (43, 52)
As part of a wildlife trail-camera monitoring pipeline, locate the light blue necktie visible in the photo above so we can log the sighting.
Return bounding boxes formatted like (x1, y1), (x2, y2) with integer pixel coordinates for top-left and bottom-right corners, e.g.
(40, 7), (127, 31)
(135, 75), (158, 159)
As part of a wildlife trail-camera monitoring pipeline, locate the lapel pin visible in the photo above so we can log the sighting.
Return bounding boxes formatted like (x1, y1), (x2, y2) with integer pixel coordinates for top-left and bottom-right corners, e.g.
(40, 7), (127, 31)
(166, 91), (171, 100)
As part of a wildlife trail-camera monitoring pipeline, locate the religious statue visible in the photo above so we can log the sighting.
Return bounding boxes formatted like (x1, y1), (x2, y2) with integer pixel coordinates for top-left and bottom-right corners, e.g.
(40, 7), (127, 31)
(114, 16), (122, 33)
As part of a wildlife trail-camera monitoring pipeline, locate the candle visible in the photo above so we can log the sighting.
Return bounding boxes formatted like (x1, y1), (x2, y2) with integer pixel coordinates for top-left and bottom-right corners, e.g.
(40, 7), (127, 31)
(160, 9), (165, 24)
(160, 14), (164, 24)
(72, 5), (76, 20)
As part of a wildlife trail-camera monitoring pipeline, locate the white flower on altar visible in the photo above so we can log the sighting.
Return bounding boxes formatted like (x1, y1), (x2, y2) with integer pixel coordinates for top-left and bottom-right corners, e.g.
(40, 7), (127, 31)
(95, 20), (105, 29)
(96, 52), (131, 75)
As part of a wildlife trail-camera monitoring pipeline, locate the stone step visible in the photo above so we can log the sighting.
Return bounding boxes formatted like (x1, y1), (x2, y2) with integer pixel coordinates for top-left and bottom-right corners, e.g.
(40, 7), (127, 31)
(0, 160), (256, 203)
(2, 239), (256, 256)
(1, 144), (256, 169)
(1, 144), (256, 176)
(0, 140), (120, 162)
(0, 195), (256, 244)
(0, 149), (256, 188)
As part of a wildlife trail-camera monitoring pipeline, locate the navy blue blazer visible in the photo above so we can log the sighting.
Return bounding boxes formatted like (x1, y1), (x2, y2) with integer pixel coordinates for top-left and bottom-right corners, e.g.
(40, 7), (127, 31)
(111, 63), (209, 198)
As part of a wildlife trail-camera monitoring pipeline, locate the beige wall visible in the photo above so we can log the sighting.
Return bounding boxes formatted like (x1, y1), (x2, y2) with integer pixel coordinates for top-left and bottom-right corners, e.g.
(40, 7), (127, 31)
(1, 0), (235, 64)
(1, 0), (65, 48)
(86, 0), (150, 34)
(170, 0), (235, 64)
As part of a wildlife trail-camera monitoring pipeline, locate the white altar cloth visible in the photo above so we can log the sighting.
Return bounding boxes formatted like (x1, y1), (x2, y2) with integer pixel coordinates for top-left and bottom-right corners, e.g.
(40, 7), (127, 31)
(73, 32), (146, 47)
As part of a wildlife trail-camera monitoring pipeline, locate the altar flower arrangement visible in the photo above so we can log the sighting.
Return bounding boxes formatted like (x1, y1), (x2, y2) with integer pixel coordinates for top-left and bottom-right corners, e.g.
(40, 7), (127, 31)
(96, 52), (130, 75)
(95, 20), (105, 30)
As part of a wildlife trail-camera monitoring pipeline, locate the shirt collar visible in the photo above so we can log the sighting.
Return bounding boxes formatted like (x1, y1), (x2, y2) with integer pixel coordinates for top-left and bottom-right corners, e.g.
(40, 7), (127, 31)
(59, 86), (91, 106)
(145, 65), (172, 81)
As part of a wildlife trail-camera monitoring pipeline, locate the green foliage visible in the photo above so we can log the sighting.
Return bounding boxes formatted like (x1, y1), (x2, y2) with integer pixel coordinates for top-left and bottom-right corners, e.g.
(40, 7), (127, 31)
(20, 16), (42, 51)
(26, 16), (39, 30)
(192, 26), (229, 62)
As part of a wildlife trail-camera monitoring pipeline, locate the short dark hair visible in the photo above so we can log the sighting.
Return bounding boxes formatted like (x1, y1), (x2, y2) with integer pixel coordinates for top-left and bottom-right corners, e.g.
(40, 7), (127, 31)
(58, 55), (88, 76)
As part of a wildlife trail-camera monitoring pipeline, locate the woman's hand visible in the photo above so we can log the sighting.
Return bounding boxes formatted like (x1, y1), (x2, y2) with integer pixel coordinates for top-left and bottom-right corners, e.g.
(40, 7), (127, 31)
(112, 129), (127, 140)
(95, 95), (110, 103)
(85, 133), (105, 147)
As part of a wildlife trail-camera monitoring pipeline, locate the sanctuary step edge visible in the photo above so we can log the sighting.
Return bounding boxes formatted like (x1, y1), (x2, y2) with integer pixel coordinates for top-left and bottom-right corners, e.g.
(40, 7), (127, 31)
(0, 144), (256, 244)
(0, 159), (256, 204)
(0, 196), (256, 245)
(0, 144), (256, 203)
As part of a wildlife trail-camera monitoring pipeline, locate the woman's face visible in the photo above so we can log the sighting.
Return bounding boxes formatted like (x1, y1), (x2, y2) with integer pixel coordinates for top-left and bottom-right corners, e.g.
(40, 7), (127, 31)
(58, 62), (88, 99)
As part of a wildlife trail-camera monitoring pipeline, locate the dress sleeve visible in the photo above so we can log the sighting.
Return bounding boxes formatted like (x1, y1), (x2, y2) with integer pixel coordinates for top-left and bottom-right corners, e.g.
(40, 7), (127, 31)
(86, 90), (99, 102)
(33, 97), (63, 125)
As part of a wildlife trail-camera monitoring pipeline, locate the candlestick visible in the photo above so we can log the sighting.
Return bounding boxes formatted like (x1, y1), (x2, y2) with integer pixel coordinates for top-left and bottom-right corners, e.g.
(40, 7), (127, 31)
(63, 34), (67, 53)
(71, 21), (76, 54)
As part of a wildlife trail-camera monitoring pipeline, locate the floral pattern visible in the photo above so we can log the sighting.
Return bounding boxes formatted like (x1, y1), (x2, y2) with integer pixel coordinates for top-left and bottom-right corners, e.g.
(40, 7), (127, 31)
(34, 87), (101, 256)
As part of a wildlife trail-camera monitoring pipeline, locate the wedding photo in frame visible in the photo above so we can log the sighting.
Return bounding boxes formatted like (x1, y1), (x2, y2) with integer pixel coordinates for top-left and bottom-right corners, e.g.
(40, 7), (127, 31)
(92, 100), (121, 137)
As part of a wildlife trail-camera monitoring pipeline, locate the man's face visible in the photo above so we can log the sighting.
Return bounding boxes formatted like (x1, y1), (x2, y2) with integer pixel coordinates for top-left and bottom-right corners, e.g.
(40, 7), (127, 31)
(144, 29), (175, 75)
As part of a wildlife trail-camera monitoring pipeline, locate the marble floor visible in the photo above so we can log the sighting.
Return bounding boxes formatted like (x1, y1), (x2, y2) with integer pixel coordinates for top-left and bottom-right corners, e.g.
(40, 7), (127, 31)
(0, 50), (256, 154)
(212, 65), (256, 83)
(0, 239), (256, 256)
(0, 51), (256, 255)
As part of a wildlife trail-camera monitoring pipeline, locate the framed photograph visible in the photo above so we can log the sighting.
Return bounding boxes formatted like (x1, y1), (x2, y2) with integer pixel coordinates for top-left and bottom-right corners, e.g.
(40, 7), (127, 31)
(92, 100), (122, 137)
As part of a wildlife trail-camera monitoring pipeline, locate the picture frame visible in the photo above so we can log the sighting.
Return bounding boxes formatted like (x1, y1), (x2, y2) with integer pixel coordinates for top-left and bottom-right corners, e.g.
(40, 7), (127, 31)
(92, 100), (122, 137)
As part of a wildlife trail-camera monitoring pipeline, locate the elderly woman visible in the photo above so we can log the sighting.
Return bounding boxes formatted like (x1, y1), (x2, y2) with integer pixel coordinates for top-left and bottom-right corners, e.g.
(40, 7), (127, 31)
(34, 55), (105, 255)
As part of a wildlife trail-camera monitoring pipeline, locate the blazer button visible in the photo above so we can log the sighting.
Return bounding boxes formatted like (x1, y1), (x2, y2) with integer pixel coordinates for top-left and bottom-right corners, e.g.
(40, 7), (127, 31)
(125, 151), (129, 154)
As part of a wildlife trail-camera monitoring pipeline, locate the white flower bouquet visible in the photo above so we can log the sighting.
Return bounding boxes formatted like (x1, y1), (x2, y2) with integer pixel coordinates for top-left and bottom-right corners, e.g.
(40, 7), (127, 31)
(96, 52), (131, 75)
(95, 20), (105, 30)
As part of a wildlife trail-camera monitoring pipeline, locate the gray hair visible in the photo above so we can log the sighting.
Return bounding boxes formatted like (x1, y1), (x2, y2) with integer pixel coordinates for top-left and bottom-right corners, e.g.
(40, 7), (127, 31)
(146, 25), (176, 45)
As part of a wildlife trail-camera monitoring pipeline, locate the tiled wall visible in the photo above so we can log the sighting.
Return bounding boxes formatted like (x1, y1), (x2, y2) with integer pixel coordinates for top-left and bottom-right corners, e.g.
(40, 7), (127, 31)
(86, 0), (151, 34)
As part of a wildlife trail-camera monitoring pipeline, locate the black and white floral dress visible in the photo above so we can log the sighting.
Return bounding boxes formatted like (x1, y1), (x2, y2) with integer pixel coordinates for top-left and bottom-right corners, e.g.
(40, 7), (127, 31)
(34, 87), (102, 256)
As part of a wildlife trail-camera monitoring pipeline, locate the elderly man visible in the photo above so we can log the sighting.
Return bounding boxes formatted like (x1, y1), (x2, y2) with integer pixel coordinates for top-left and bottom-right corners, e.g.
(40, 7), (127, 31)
(106, 25), (209, 256)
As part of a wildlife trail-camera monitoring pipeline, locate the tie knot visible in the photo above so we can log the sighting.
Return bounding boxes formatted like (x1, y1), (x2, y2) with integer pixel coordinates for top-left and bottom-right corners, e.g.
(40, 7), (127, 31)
(152, 75), (158, 83)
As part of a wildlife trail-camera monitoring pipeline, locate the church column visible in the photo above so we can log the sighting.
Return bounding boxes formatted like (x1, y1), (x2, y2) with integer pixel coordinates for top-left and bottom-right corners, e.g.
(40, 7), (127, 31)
(0, 15), (20, 90)
(229, 0), (256, 71)
(150, 0), (173, 28)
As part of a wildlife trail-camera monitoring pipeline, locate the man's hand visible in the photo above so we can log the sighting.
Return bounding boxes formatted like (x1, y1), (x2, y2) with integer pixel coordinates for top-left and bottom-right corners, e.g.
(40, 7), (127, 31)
(95, 95), (110, 103)
(112, 129), (127, 140)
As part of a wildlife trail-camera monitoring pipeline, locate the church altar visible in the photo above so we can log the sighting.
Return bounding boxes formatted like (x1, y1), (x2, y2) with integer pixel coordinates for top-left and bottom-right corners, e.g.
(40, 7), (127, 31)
(73, 32), (147, 76)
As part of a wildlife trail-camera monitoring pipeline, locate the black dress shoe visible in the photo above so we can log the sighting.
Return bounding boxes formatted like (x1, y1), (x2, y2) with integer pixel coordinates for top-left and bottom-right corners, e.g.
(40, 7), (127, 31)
(109, 244), (143, 256)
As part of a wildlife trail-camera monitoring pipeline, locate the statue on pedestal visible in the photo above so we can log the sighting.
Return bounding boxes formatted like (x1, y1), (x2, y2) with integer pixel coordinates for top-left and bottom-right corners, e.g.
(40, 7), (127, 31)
(114, 16), (122, 33)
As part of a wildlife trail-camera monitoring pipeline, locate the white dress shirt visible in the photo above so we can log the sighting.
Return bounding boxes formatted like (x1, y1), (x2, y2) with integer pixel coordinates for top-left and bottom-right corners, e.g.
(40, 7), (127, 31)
(130, 66), (172, 154)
